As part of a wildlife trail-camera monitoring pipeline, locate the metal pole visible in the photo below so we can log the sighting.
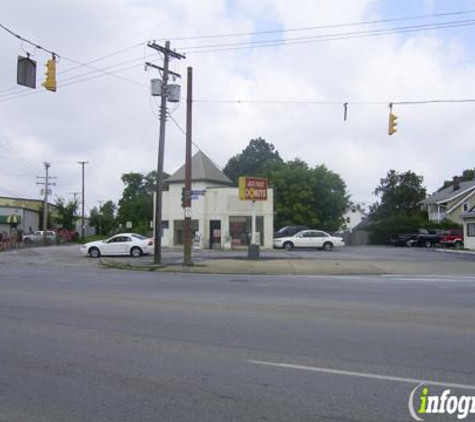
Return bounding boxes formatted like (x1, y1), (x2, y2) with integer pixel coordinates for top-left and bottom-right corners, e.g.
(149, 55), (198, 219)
(153, 41), (170, 265)
(183, 67), (193, 265)
(251, 200), (256, 245)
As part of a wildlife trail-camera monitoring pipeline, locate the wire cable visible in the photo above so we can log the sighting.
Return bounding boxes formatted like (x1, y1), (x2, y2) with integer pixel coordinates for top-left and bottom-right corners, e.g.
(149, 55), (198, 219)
(181, 18), (475, 53)
(164, 9), (475, 41)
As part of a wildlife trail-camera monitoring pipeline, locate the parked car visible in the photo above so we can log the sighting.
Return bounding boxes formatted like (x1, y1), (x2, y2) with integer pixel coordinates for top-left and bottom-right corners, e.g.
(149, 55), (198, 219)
(273, 230), (344, 251)
(23, 230), (57, 244)
(80, 233), (154, 258)
(389, 229), (441, 248)
(439, 229), (464, 249)
(274, 225), (309, 239)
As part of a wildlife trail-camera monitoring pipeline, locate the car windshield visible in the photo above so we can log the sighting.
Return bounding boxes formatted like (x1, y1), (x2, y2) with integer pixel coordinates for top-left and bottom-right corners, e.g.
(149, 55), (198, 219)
(275, 226), (290, 234)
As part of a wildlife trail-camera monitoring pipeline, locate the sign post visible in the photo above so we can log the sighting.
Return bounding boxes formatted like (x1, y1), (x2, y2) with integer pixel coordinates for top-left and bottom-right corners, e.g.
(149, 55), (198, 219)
(238, 176), (268, 259)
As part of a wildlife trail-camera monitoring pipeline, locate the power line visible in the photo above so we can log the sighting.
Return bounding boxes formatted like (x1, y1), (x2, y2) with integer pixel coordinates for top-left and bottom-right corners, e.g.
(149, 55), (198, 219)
(181, 18), (475, 54)
(165, 9), (475, 41)
(192, 97), (475, 106)
(0, 22), (57, 56)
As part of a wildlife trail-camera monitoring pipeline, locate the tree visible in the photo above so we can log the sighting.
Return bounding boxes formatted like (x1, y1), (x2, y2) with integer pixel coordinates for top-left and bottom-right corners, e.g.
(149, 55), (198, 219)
(89, 200), (116, 236)
(54, 197), (78, 230)
(269, 159), (349, 232)
(117, 171), (171, 234)
(223, 137), (283, 184)
(372, 170), (426, 219)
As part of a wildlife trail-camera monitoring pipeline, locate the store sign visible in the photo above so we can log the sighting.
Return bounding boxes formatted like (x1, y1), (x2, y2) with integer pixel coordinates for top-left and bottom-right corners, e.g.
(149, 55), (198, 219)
(238, 177), (268, 201)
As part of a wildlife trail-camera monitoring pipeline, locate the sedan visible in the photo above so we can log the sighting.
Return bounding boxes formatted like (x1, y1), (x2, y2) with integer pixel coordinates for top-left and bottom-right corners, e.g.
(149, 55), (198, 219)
(273, 230), (344, 251)
(80, 233), (154, 258)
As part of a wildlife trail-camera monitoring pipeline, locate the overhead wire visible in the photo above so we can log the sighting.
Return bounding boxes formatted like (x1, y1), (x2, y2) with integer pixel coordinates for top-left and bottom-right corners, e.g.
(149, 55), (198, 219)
(164, 9), (475, 41)
(180, 18), (475, 54)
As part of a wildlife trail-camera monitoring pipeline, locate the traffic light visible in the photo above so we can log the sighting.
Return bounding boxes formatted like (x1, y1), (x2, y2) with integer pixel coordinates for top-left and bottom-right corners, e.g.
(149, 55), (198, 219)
(181, 187), (185, 208)
(388, 112), (398, 135)
(42, 57), (57, 92)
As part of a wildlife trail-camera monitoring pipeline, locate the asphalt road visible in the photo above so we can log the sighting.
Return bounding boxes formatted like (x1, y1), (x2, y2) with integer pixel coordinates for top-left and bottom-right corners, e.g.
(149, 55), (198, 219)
(1, 246), (475, 421)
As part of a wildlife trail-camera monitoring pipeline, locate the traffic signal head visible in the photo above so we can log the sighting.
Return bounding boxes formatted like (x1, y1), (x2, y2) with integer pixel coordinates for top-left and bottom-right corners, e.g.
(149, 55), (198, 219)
(42, 57), (57, 92)
(388, 112), (398, 135)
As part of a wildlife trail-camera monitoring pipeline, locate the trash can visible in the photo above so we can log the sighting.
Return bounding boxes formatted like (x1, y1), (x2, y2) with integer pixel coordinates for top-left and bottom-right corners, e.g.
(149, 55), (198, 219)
(248, 244), (260, 260)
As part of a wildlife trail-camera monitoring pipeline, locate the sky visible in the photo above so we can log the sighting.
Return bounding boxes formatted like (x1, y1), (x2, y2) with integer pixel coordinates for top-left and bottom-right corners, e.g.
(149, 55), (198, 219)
(1, 0), (475, 215)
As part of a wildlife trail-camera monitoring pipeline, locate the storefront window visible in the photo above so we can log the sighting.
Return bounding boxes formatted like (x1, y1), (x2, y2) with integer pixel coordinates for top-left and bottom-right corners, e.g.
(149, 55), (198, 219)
(229, 216), (264, 246)
(173, 220), (199, 245)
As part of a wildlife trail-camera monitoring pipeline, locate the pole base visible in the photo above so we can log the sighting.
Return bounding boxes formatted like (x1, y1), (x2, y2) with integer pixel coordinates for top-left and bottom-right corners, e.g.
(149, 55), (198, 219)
(248, 244), (260, 260)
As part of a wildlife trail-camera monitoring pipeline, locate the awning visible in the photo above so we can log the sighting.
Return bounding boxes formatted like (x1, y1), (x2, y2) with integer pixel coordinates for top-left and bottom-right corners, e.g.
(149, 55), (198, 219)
(0, 215), (22, 224)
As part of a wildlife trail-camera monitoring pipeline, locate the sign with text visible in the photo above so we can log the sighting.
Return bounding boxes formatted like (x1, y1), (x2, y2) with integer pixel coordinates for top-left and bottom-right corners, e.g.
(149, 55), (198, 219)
(238, 177), (268, 201)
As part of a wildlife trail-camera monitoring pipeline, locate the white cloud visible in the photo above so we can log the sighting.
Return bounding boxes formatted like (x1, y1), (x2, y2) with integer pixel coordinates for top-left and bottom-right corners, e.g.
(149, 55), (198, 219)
(1, 0), (475, 212)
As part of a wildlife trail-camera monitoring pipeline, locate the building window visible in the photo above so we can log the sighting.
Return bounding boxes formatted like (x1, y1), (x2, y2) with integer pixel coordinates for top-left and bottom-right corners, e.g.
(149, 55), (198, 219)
(463, 203), (469, 212)
(467, 223), (475, 237)
(229, 216), (264, 246)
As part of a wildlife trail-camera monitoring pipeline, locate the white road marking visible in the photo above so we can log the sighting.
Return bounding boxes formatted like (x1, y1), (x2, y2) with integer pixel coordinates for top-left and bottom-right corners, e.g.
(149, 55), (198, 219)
(248, 360), (475, 391)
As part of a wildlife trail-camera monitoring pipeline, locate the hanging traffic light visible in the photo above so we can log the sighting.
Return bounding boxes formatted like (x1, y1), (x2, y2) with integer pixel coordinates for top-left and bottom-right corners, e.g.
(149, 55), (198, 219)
(388, 111), (398, 135)
(42, 55), (57, 92)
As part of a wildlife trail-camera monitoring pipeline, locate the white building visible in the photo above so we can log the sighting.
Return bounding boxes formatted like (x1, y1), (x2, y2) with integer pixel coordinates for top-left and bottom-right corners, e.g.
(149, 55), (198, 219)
(161, 151), (274, 249)
(342, 204), (367, 232)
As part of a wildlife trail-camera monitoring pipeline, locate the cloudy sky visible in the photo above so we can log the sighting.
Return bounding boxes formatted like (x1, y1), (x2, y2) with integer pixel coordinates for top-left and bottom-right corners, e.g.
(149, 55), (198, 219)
(1, 0), (475, 214)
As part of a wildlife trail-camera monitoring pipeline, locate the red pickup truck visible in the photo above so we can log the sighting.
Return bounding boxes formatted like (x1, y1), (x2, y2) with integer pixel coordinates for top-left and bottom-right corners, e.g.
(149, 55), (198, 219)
(438, 229), (464, 249)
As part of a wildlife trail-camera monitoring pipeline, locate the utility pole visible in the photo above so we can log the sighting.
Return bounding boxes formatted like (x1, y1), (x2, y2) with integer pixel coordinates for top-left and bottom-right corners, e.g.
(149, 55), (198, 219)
(146, 41), (185, 265)
(98, 200), (103, 236)
(78, 161), (88, 240)
(69, 191), (81, 220)
(36, 162), (56, 245)
(183, 67), (193, 266)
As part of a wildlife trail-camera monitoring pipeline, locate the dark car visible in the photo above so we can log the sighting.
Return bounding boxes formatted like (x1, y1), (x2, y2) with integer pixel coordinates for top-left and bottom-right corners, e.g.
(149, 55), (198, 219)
(274, 225), (309, 239)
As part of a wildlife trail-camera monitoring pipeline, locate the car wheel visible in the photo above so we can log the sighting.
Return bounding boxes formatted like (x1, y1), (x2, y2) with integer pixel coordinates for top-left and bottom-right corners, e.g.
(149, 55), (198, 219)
(454, 241), (463, 250)
(130, 246), (142, 257)
(283, 242), (294, 251)
(24, 238), (32, 244)
(424, 240), (432, 248)
(322, 242), (333, 252)
(89, 247), (100, 258)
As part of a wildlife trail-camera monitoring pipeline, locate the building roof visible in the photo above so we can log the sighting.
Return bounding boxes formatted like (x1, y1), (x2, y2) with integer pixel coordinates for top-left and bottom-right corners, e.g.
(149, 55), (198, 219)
(421, 180), (475, 205)
(167, 151), (233, 186)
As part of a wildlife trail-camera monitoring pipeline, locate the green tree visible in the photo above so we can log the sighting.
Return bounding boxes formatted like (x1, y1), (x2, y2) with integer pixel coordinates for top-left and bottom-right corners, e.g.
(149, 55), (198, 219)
(117, 171), (169, 234)
(89, 200), (117, 235)
(54, 197), (78, 230)
(269, 159), (349, 232)
(372, 169), (426, 219)
(223, 137), (283, 184)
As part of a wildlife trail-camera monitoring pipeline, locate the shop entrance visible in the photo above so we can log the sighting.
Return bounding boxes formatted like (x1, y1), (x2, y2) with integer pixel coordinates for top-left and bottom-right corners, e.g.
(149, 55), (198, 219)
(209, 220), (221, 249)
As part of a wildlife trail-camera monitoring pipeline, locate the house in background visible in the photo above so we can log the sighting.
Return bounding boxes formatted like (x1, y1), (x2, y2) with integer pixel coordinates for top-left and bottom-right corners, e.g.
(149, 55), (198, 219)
(342, 203), (368, 232)
(420, 177), (475, 224)
(161, 151), (274, 249)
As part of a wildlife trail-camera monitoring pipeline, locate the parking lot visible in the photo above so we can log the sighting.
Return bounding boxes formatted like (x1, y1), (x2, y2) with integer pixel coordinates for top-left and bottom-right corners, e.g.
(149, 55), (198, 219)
(1, 244), (475, 276)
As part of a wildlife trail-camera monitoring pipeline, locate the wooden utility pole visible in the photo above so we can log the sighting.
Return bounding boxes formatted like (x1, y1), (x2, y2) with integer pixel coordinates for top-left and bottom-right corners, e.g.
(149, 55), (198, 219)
(183, 67), (193, 266)
(36, 162), (56, 245)
(147, 41), (185, 265)
(78, 161), (88, 239)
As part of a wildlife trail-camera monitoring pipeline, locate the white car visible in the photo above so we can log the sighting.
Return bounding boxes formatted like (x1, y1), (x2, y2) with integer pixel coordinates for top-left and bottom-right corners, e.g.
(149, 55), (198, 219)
(80, 233), (154, 258)
(273, 230), (344, 251)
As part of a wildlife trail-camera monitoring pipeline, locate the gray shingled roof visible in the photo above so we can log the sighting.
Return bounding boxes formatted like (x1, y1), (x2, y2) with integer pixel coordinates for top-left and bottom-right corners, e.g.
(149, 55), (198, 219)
(421, 180), (475, 205)
(167, 151), (233, 186)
